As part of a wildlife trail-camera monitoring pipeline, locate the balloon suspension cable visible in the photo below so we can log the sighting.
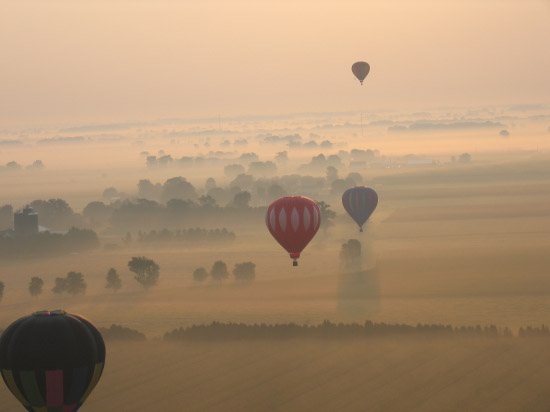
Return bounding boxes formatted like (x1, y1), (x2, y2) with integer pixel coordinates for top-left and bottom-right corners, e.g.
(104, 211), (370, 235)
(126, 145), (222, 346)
(293, 259), (298, 267)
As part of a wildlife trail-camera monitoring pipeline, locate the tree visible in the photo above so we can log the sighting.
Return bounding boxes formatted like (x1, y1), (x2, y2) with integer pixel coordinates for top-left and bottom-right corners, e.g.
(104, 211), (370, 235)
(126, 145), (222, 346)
(52, 277), (67, 294)
(229, 174), (254, 190)
(137, 179), (161, 200)
(330, 178), (349, 195)
(346, 172), (363, 186)
(274, 151), (288, 164)
(248, 161), (277, 176)
(65, 272), (87, 295)
(238, 152), (259, 163)
(65, 228), (100, 251)
(82, 201), (112, 226)
(28, 277), (44, 297)
(316, 201), (336, 230)
(102, 187), (120, 200)
(28, 159), (45, 170)
(6, 161), (21, 170)
(205, 177), (217, 191)
(158, 155), (173, 166)
(267, 184), (286, 202)
(52, 272), (87, 295)
(230, 191), (251, 208)
(161, 177), (197, 203)
(207, 187), (229, 206)
(30, 198), (77, 229)
(458, 153), (471, 163)
(233, 262), (256, 282)
(111, 198), (162, 230)
(0, 281), (4, 302)
(128, 256), (160, 289)
(146, 155), (157, 167)
(198, 195), (217, 208)
(224, 164), (245, 178)
(211, 261), (229, 281)
(326, 166), (339, 184)
(106, 268), (122, 292)
(193, 267), (209, 282)
(166, 198), (194, 213)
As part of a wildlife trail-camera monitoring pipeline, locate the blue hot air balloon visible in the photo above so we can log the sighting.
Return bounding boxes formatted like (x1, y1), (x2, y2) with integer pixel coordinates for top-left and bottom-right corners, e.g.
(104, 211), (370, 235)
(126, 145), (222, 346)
(342, 187), (378, 232)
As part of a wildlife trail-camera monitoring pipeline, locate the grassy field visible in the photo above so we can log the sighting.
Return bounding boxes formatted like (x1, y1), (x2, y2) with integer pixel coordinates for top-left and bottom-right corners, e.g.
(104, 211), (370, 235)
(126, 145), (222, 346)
(2, 338), (550, 412)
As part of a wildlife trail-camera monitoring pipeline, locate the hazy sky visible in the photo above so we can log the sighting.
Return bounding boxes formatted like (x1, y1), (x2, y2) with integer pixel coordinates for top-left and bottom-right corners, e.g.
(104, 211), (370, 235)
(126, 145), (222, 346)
(1, 0), (549, 127)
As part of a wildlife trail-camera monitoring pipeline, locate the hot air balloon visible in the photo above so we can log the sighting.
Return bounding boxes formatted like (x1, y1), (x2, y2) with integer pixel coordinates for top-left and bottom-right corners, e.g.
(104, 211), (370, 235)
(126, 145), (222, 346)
(342, 187), (378, 232)
(0, 310), (106, 412)
(352, 61), (370, 85)
(266, 196), (321, 266)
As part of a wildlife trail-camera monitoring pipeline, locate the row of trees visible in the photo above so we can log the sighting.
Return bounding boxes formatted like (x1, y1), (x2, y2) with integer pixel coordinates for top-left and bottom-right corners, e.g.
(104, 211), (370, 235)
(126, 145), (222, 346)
(0, 228), (100, 259)
(4, 320), (546, 343)
(0, 256), (161, 300)
(145, 146), (381, 174)
(1, 170), (346, 232)
(518, 325), (550, 337)
(164, 320), (514, 342)
(137, 228), (235, 244)
(193, 261), (256, 283)
(98, 324), (146, 341)
(0, 160), (44, 172)
(86, 195), (263, 232)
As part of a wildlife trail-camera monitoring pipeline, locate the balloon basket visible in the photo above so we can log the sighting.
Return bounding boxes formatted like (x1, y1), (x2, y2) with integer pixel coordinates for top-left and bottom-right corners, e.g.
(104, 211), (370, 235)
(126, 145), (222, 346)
(293, 260), (298, 267)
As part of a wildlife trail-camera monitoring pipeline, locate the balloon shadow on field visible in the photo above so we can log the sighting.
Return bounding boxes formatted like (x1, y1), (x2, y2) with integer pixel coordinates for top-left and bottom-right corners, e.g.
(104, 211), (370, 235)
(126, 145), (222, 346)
(337, 238), (380, 320)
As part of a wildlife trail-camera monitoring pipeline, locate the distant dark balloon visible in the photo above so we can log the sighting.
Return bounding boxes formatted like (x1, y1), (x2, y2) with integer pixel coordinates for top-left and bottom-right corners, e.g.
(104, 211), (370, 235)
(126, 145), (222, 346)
(0, 310), (105, 412)
(266, 196), (321, 266)
(352, 61), (370, 85)
(342, 187), (378, 232)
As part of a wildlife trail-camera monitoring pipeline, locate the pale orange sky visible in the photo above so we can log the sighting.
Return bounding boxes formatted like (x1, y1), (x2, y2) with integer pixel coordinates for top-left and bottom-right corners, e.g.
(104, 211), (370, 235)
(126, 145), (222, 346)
(0, 0), (549, 127)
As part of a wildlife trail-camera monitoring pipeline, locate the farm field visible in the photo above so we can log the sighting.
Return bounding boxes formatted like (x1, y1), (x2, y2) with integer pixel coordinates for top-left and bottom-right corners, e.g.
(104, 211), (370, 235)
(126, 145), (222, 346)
(3, 339), (550, 412)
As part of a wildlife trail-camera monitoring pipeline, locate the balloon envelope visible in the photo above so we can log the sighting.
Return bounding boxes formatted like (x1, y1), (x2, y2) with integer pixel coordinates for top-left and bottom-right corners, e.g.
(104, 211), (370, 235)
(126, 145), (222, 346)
(352, 61), (370, 85)
(342, 187), (378, 231)
(0, 310), (106, 412)
(266, 196), (321, 265)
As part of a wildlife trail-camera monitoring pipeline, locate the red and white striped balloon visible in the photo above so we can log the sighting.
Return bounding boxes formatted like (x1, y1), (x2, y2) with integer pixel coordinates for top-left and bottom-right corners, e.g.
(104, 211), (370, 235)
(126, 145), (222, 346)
(266, 196), (321, 266)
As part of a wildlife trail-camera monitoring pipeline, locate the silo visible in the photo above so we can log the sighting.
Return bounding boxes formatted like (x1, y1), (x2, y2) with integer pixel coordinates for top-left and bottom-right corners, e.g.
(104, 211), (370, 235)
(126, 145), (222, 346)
(14, 206), (39, 235)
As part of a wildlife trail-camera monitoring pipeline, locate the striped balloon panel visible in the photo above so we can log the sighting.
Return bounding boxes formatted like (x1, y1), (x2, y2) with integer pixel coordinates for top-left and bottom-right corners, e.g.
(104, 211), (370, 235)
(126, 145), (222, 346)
(1, 363), (104, 412)
(342, 187), (378, 229)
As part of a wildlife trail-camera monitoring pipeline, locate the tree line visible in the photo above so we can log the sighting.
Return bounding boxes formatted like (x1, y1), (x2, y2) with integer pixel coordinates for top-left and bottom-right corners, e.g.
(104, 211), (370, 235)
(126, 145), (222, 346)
(0, 228), (99, 259)
(3, 319), (550, 343)
(193, 261), (256, 283)
(164, 320), (515, 342)
(137, 228), (235, 244)
(0, 256), (161, 301)
(0, 255), (260, 303)
(0, 178), (338, 233)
